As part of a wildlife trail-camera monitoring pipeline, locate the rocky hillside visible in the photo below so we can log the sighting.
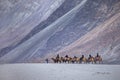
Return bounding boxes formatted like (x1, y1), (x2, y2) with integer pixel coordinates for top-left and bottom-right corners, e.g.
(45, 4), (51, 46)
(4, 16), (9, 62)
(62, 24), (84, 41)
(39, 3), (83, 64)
(53, 12), (120, 64)
(0, 0), (120, 63)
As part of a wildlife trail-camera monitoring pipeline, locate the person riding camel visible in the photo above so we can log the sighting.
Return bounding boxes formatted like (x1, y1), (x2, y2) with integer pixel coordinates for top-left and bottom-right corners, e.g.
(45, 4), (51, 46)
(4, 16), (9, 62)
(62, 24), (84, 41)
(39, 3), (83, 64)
(82, 55), (84, 58)
(80, 55), (84, 61)
(95, 53), (102, 64)
(65, 55), (69, 58)
(88, 54), (93, 60)
(95, 53), (101, 61)
(79, 55), (86, 63)
(56, 54), (60, 59)
(96, 53), (100, 58)
(74, 56), (77, 58)
(64, 55), (70, 63)
(87, 54), (95, 63)
(55, 54), (60, 63)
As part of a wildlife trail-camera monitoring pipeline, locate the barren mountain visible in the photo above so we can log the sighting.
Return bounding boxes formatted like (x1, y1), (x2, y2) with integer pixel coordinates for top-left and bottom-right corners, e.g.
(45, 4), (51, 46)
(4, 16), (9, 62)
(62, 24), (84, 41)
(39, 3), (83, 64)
(0, 0), (120, 63)
(53, 12), (120, 64)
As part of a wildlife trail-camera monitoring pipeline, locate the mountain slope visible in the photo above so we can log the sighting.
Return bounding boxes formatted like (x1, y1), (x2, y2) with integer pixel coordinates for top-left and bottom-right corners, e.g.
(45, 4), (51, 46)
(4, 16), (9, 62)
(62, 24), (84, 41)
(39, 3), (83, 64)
(0, 0), (88, 63)
(53, 12), (120, 64)
(0, 0), (120, 63)
(0, 0), (65, 56)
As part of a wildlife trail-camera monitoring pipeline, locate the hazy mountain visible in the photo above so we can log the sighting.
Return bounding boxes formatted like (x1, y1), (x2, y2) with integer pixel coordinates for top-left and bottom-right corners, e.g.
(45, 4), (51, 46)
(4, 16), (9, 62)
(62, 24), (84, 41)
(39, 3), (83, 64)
(0, 0), (120, 63)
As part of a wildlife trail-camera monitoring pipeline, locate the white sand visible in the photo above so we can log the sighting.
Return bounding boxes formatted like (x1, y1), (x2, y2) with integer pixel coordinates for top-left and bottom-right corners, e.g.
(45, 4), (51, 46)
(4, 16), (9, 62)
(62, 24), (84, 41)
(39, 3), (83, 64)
(0, 64), (119, 80)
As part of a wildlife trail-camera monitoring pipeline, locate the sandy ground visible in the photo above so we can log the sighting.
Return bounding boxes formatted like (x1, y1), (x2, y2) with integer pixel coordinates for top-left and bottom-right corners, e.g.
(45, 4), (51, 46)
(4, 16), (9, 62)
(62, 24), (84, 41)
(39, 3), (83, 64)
(0, 63), (120, 80)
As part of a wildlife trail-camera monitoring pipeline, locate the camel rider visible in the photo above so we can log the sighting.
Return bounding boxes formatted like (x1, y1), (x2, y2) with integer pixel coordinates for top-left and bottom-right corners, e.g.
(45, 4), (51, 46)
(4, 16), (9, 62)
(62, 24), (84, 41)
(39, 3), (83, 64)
(88, 54), (93, 60)
(80, 55), (84, 61)
(56, 54), (60, 58)
(96, 53), (100, 58)
(65, 55), (69, 58)
(74, 56), (77, 59)
(82, 55), (84, 58)
(95, 53), (101, 61)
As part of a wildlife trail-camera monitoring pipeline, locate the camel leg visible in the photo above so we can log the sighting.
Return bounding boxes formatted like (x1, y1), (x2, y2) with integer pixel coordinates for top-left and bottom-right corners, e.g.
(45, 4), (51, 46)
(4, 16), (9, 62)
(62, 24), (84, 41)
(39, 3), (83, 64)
(92, 61), (94, 64)
(79, 60), (81, 64)
(101, 61), (103, 64)
(94, 61), (96, 64)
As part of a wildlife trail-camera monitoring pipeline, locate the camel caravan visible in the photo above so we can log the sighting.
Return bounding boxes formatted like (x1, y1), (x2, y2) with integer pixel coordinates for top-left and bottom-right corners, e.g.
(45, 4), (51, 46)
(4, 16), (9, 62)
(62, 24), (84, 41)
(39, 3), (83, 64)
(50, 53), (103, 64)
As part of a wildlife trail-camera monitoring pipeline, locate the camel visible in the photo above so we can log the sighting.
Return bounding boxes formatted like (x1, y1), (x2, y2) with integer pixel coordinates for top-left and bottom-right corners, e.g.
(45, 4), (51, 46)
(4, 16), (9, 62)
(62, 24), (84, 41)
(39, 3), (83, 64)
(71, 57), (80, 63)
(51, 57), (62, 63)
(79, 55), (87, 63)
(51, 54), (103, 64)
(51, 58), (57, 63)
(94, 56), (103, 64)
(54, 56), (75, 63)
(66, 57), (79, 63)
(79, 58), (87, 63)
(60, 57), (66, 63)
(64, 57), (72, 63)
(87, 57), (95, 64)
